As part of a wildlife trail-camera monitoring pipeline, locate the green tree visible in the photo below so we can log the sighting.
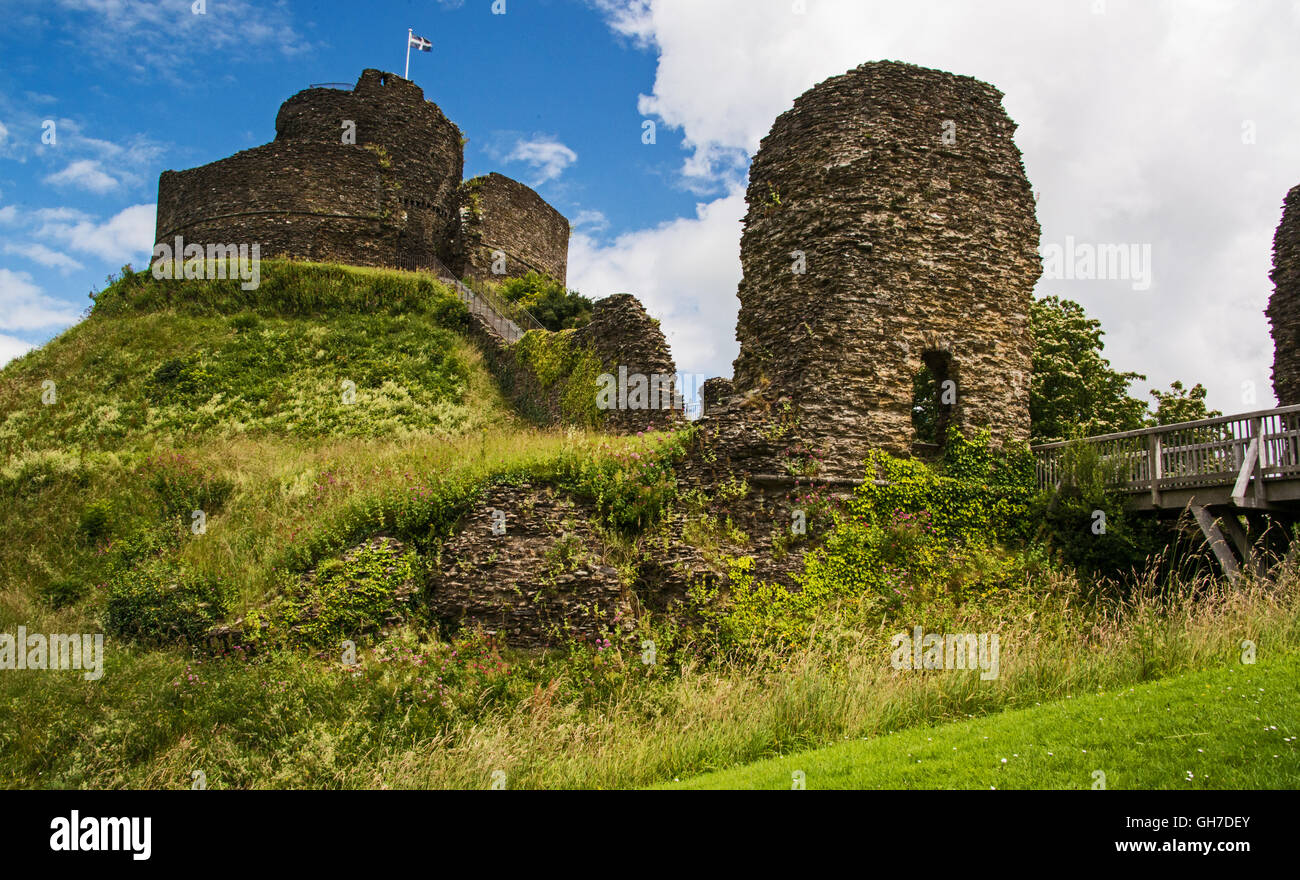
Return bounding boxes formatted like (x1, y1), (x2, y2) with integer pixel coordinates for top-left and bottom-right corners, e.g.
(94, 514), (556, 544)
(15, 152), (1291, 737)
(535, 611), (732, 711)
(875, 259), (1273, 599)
(1030, 296), (1148, 442)
(1147, 380), (1220, 426)
(497, 272), (593, 331)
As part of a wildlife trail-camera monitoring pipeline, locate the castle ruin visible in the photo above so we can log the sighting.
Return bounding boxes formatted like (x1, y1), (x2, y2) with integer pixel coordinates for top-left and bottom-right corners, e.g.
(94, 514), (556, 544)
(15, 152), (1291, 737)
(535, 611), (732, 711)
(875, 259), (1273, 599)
(704, 61), (1040, 481)
(154, 69), (569, 285)
(1268, 184), (1300, 406)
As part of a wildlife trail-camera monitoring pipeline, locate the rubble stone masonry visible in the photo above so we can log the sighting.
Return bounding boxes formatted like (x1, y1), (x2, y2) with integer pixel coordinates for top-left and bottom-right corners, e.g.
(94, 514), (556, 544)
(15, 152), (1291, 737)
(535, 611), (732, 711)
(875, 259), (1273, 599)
(728, 61), (1041, 478)
(457, 173), (570, 285)
(1269, 185), (1300, 405)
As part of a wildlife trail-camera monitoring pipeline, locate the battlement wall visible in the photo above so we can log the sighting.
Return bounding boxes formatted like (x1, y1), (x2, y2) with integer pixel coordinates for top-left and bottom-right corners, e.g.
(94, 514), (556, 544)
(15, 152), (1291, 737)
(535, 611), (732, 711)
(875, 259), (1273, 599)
(457, 173), (570, 285)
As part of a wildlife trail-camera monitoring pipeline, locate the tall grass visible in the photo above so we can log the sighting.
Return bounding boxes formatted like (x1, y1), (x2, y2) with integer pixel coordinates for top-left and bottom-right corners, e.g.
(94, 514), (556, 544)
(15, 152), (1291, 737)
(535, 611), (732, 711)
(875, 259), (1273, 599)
(3, 560), (1294, 788)
(351, 569), (1298, 789)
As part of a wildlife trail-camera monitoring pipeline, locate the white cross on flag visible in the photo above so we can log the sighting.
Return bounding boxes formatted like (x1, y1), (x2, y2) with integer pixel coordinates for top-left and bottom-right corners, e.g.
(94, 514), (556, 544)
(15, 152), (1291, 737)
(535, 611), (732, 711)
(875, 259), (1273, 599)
(409, 33), (432, 51)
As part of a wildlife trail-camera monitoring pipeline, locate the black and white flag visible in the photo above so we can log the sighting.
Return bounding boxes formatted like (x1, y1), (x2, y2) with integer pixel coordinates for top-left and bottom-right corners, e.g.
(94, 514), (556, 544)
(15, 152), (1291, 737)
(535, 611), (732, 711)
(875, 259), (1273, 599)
(409, 33), (432, 52)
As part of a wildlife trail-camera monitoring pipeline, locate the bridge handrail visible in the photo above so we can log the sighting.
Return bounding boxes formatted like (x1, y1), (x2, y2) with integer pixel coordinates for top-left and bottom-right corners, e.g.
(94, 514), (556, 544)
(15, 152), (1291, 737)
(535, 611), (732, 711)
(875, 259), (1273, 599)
(1031, 404), (1300, 496)
(1031, 404), (1300, 451)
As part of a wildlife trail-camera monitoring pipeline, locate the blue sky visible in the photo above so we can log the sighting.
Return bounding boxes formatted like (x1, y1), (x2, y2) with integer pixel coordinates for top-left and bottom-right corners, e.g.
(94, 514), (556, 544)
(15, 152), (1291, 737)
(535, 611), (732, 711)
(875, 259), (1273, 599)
(0, 0), (701, 358)
(3, 1), (1300, 416)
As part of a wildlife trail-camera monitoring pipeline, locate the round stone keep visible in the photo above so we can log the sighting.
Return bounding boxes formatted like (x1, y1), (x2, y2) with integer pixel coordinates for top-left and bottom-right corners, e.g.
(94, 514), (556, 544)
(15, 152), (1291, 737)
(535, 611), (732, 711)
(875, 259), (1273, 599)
(730, 61), (1041, 475)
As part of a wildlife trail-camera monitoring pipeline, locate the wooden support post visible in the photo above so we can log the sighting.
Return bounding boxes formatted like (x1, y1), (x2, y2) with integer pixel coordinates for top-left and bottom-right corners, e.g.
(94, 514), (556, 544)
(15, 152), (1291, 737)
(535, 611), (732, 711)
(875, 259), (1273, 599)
(1192, 505), (1241, 581)
(1251, 417), (1267, 507)
(1149, 433), (1163, 508)
(1232, 436), (1260, 507)
(1219, 514), (1253, 575)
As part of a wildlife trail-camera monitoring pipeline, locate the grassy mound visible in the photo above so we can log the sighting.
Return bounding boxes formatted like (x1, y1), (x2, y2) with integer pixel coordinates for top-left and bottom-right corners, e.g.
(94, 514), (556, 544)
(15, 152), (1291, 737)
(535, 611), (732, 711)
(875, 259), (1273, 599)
(0, 260), (648, 632)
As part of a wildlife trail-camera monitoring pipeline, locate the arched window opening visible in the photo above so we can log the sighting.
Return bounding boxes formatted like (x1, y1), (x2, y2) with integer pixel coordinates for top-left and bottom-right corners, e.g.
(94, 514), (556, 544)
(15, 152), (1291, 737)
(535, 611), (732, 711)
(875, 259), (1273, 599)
(911, 350), (957, 450)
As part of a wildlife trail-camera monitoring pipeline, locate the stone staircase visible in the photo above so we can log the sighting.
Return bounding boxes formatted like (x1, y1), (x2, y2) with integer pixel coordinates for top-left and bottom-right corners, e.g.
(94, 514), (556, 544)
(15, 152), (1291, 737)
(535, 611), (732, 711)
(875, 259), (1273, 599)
(398, 254), (544, 343)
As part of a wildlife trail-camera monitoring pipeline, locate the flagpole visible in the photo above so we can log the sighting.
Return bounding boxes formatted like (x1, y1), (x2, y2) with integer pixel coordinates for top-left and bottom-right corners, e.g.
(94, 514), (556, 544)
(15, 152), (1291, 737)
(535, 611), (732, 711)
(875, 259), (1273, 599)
(404, 27), (412, 79)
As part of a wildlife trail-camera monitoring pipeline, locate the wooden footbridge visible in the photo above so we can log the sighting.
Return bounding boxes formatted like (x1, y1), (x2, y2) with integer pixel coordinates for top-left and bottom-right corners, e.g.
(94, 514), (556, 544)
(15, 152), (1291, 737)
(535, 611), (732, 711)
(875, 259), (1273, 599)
(1032, 405), (1300, 578)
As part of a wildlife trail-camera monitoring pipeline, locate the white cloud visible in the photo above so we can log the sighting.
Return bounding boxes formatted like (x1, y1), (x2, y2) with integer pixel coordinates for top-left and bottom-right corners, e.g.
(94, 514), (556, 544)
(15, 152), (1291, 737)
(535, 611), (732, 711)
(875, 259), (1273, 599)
(0, 120), (8, 144)
(34, 207), (91, 224)
(0, 269), (81, 331)
(39, 203), (156, 264)
(504, 137), (578, 186)
(569, 188), (745, 382)
(589, 0), (1300, 413)
(0, 333), (35, 368)
(44, 158), (120, 193)
(0, 205), (17, 224)
(571, 209), (609, 232)
(3, 242), (84, 273)
(50, 0), (313, 74)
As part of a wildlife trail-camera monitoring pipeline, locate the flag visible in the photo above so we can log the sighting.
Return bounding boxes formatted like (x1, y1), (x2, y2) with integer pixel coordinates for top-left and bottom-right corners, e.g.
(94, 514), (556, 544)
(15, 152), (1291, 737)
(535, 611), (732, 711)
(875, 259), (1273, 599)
(409, 33), (432, 52)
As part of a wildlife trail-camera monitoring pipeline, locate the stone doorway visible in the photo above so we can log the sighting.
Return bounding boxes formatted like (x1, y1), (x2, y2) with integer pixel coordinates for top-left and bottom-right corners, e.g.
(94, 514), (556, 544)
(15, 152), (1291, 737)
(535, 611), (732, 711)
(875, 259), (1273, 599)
(912, 349), (957, 454)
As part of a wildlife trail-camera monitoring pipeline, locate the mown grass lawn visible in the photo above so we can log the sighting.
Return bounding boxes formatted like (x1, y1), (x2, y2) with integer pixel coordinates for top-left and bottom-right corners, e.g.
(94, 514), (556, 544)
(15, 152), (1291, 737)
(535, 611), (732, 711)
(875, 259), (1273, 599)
(663, 651), (1300, 789)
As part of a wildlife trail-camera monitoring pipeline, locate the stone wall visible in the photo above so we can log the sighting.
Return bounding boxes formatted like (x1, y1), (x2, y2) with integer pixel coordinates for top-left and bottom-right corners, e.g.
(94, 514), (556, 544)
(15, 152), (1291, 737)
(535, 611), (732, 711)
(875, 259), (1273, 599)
(727, 60), (1040, 479)
(1268, 184), (1300, 406)
(428, 484), (633, 648)
(274, 69), (464, 266)
(456, 173), (570, 285)
(461, 311), (565, 426)
(469, 293), (682, 434)
(155, 141), (400, 264)
(575, 294), (683, 433)
(701, 378), (734, 416)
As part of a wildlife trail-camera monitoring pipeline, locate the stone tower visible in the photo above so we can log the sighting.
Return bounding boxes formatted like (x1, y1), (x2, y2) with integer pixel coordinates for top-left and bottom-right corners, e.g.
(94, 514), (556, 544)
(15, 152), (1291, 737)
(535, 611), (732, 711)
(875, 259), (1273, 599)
(273, 69), (465, 268)
(154, 70), (570, 284)
(728, 61), (1041, 477)
(456, 172), (570, 285)
(1268, 184), (1300, 406)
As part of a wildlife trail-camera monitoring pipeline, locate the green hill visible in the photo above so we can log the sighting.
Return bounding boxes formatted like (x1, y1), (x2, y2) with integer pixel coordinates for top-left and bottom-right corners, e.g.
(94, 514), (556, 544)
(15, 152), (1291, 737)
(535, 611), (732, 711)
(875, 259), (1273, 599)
(0, 260), (653, 646)
(0, 260), (686, 786)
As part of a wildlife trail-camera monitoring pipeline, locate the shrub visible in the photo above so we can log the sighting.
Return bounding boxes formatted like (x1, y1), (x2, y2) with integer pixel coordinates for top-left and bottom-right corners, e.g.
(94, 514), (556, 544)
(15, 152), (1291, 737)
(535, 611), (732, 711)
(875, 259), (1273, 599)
(147, 356), (212, 404)
(104, 558), (234, 645)
(251, 540), (421, 650)
(497, 272), (593, 331)
(41, 576), (90, 610)
(229, 312), (261, 333)
(76, 498), (114, 547)
(856, 428), (1035, 546)
(560, 432), (686, 534)
(1030, 440), (1166, 576)
(707, 430), (1042, 651)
